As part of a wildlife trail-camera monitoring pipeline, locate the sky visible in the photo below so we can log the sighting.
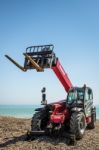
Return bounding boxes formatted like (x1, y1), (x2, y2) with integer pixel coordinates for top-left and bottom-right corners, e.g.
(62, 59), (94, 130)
(0, 0), (99, 105)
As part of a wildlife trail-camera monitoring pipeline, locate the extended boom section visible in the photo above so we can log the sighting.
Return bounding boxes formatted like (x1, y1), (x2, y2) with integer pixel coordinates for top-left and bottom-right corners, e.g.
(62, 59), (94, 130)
(52, 60), (72, 92)
(5, 44), (72, 92)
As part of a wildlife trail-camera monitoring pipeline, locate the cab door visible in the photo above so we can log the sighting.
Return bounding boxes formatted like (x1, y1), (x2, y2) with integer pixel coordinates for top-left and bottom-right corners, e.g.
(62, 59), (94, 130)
(84, 88), (93, 117)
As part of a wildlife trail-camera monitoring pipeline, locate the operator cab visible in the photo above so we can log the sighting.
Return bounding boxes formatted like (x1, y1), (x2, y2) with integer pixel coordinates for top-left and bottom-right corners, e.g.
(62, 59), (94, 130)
(66, 85), (93, 108)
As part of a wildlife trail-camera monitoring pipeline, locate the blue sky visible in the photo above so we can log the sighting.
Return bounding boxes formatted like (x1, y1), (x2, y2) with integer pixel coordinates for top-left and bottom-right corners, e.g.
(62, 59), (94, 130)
(0, 0), (99, 105)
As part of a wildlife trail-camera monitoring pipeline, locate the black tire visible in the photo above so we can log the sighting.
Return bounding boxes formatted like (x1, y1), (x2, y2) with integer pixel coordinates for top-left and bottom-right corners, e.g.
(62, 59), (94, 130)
(31, 109), (49, 131)
(70, 112), (86, 139)
(87, 111), (96, 129)
(31, 111), (41, 131)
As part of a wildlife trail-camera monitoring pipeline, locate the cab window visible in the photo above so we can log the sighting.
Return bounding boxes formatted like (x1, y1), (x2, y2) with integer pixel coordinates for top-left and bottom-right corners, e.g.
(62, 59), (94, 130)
(67, 90), (77, 104)
(85, 90), (89, 101)
(88, 89), (93, 100)
(85, 89), (93, 101)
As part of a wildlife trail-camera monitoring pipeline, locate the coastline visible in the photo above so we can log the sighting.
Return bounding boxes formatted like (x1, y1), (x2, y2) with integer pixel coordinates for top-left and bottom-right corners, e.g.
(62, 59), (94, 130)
(0, 105), (99, 119)
(0, 116), (99, 150)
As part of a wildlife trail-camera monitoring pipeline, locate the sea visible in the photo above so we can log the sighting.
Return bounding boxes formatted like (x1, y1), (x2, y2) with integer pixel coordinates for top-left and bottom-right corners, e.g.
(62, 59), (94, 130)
(0, 105), (99, 119)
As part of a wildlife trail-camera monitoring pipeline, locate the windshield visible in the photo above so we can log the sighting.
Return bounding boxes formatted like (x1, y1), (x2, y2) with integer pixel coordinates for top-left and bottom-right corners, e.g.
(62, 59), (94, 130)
(67, 89), (84, 104)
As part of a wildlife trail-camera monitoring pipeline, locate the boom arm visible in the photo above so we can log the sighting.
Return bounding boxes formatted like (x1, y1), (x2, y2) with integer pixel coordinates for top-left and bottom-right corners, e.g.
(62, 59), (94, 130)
(52, 60), (72, 92)
(5, 44), (72, 93)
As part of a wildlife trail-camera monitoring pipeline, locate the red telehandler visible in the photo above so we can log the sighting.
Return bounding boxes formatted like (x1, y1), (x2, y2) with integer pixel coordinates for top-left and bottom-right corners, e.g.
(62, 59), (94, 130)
(5, 44), (96, 144)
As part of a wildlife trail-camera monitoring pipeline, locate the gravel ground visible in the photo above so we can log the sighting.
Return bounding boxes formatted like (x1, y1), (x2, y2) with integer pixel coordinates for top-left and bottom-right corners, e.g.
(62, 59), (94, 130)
(0, 117), (99, 150)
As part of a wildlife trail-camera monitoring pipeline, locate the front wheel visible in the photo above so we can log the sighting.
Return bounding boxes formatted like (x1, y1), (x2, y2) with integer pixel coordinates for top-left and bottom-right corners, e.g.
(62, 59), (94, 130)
(70, 112), (86, 139)
(31, 109), (49, 131)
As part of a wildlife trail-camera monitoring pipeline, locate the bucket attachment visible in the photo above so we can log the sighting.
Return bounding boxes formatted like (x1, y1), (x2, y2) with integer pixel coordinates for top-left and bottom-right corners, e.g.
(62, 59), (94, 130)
(5, 44), (57, 72)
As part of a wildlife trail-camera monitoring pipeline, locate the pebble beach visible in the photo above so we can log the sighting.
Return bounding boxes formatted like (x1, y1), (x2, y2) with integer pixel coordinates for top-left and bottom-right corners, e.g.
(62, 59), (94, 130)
(0, 117), (99, 150)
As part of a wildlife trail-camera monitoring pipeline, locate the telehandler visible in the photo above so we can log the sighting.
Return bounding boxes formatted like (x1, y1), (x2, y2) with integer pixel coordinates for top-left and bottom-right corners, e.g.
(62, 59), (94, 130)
(5, 44), (96, 144)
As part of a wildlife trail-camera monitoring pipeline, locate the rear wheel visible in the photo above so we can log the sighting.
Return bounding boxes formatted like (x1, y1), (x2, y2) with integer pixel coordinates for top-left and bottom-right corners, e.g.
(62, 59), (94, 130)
(70, 112), (86, 139)
(87, 111), (96, 129)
